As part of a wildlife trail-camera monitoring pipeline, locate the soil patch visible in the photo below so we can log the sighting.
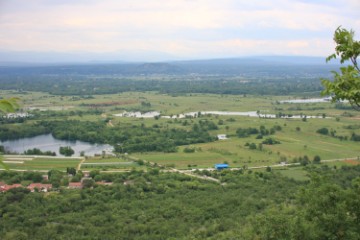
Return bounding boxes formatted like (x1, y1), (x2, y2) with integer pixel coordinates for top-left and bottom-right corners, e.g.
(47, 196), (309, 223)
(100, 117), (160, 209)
(344, 159), (360, 165)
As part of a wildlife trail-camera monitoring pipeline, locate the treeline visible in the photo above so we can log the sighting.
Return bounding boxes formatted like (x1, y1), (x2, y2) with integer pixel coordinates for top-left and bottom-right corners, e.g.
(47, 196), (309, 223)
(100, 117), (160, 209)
(2, 119), (218, 153)
(0, 171), (44, 184)
(0, 75), (323, 96)
(316, 127), (360, 142)
(42, 120), (217, 153)
(0, 123), (50, 141)
(236, 125), (282, 138)
(0, 165), (360, 239)
(24, 148), (56, 156)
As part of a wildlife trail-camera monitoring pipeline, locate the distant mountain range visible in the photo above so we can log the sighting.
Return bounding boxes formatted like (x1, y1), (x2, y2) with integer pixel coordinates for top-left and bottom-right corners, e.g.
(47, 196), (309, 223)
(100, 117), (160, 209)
(0, 52), (343, 76)
(0, 50), (341, 67)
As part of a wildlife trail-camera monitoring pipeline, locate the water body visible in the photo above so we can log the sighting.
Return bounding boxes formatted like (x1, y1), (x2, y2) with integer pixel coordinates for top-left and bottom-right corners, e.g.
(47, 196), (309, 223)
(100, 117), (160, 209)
(114, 111), (327, 119)
(279, 98), (332, 103)
(0, 134), (114, 157)
(113, 111), (160, 118)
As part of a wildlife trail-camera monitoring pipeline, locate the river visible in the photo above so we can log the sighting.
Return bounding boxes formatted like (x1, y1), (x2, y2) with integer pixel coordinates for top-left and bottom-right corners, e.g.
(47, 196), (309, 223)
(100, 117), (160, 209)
(114, 110), (328, 119)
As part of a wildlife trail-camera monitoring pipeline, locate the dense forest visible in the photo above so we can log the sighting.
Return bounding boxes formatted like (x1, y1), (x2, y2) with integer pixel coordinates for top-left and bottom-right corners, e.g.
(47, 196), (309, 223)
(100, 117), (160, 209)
(0, 75), (324, 96)
(0, 60), (336, 96)
(0, 165), (359, 239)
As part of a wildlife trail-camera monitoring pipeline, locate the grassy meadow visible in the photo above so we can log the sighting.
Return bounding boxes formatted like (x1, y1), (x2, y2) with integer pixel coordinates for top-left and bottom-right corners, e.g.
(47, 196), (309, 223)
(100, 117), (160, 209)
(134, 116), (360, 169)
(1, 90), (359, 171)
(1, 155), (81, 171)
(80, 156), (143, 171)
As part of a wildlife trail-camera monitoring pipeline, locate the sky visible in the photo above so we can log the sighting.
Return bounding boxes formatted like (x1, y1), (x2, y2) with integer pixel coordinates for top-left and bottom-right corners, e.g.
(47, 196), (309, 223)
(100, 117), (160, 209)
(0, 0), (359, 62)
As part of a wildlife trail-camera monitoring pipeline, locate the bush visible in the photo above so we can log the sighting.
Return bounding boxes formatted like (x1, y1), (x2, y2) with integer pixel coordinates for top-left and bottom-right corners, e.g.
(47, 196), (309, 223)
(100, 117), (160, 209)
(262, 138), (280, 145)
(183, 147), (195, 153)
(249, 143), (257, 150)
(313, 155), (321, 164)
(351, 133), (360, 141)
(316, 127), (329, 135)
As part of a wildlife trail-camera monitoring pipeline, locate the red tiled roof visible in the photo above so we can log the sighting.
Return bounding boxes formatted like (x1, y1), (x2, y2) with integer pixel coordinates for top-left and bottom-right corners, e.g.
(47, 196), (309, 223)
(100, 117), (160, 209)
(27, 183), (52, 190)
(68, 182), (82, 188)
(0, 184), (23, 192)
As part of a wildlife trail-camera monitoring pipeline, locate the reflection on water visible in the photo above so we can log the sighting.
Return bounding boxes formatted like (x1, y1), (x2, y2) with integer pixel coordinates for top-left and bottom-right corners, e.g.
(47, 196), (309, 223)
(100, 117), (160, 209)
(0, 134), (114, 157)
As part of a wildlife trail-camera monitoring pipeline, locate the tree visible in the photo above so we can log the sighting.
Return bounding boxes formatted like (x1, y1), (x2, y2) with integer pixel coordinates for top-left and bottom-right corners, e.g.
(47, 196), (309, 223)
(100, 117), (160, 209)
(59, 146), (75, 156)
(82, 179), (94, 188)
(313, 155), (321, 164)
(322, 27), (360, 110)
(47, 170), (63, 188)
(249, 143), (257, 150)
(316, 127), (329, 135)
(66, 167), (77, 176)
(89, 170), (100, 179)
(300, 155), (310, 166)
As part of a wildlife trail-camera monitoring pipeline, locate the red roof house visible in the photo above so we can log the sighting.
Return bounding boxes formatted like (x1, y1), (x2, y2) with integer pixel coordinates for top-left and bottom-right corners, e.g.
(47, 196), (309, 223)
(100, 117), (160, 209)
(27, 183), (52, 192)
(0, 184), (23, 192)
(68, 182), (83, 189)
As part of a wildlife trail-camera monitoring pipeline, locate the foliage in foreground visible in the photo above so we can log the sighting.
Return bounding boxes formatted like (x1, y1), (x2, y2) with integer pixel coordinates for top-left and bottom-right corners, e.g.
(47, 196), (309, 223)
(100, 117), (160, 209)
(0, 165), (360, 239)
(322, 26), (360, 110)
(0, 97), (20, 113)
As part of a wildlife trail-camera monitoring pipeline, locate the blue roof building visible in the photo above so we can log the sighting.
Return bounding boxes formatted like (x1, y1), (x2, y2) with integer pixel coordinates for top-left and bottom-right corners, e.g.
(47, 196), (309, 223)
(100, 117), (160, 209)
(214, 163), (229, 170)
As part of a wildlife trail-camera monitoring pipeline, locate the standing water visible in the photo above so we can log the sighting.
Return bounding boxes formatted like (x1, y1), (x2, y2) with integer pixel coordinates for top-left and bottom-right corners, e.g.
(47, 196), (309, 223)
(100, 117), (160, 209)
(0, 134), (114, 157)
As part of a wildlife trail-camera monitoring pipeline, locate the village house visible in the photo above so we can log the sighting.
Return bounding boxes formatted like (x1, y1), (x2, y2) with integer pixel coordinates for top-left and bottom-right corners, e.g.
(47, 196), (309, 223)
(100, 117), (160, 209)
(68, 182), (83, 189)
(0, 183), (23, 192)
(27, 183), (52, 192)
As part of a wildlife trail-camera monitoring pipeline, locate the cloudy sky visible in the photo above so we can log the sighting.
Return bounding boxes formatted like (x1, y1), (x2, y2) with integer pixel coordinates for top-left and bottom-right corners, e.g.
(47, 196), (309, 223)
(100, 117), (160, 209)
(0, 0), (359, 62)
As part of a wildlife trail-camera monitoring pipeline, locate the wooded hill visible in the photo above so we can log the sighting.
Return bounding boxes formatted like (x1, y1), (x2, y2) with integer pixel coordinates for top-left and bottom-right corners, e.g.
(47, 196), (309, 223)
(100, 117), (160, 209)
(0, 165), (359, 239)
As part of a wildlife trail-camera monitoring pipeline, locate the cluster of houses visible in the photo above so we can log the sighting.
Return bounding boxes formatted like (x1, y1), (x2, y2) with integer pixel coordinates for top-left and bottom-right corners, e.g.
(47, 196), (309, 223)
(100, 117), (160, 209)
(0, 182), (52, 193)
(0, 181), (113, 193)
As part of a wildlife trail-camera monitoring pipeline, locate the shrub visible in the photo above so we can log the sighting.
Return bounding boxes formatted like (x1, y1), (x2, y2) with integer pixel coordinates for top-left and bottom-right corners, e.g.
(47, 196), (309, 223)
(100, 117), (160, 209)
(183, 147), (195, 153)
(313, 155), (321, 164)
(262, 137), (280, 145)
(316, 127), (329, 135)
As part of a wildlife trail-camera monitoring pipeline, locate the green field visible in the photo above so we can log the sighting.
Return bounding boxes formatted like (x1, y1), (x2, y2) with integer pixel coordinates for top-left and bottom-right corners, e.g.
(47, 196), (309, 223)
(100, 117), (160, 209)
(80, 156), (142, 171)
(1, 155), (82, 171)
(1, 90), (359, 171)
(134, 115), (360, 169)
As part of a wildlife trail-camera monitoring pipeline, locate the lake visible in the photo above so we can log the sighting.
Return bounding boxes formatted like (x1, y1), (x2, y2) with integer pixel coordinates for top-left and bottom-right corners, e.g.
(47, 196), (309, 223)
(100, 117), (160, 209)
(0, 134), (114, 157)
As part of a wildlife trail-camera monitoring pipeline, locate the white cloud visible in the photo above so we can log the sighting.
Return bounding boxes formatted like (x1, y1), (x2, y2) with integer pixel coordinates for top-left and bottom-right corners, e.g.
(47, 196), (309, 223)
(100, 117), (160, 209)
(0, 0), (358, 61)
